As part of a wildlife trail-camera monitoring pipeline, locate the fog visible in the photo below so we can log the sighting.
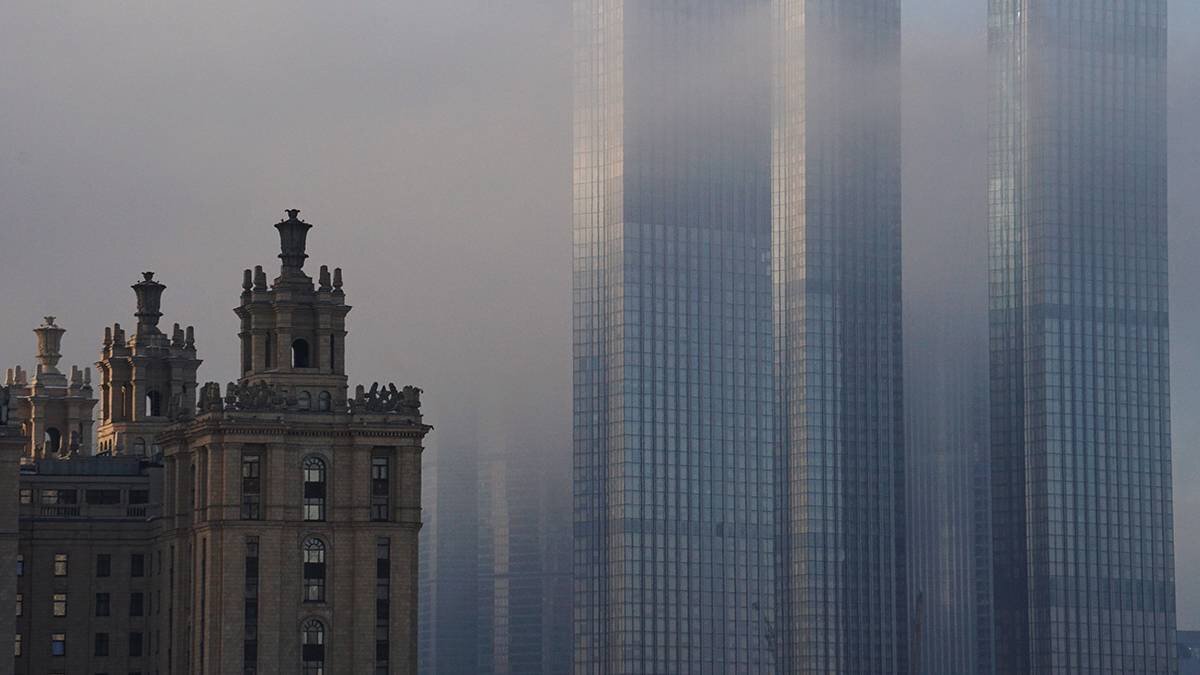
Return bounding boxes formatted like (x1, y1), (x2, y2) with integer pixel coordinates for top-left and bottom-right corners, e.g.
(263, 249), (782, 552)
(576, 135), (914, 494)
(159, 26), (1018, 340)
(1, 0), (1197, 627)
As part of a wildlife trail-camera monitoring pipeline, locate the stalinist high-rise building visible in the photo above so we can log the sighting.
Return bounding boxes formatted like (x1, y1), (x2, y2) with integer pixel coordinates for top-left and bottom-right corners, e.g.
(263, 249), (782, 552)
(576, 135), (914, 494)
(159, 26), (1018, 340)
(988, 2), (1176, 673)
(2, 210), (431, 675)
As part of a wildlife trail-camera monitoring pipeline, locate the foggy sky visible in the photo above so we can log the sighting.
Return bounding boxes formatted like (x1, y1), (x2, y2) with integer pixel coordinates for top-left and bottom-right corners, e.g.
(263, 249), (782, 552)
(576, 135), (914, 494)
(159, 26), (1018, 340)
(2, 0), (1197, 625)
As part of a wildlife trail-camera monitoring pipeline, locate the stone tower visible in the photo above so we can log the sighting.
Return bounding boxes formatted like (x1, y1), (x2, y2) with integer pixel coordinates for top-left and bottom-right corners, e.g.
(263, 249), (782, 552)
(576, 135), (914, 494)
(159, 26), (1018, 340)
(95, 273), (201, 456)
(4, 318), (98, 459)
(158, 210), (429, 675)
(236, 208), (350, 411)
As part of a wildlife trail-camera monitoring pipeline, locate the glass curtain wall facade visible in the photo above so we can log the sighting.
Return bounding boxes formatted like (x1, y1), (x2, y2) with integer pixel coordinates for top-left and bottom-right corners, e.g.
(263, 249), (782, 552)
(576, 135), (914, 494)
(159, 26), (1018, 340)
(573, 1), (775, 673)
(773, 1), (906, 673)
(988, 1), (1176, 673)
(906, 299), (994, 675)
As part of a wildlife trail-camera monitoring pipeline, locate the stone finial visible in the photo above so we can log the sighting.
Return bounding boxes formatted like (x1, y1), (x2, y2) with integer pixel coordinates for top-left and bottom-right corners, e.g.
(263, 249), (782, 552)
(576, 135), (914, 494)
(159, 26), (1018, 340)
(83, 367), (92, 386)
(276, 208), (313, 274)
(172, 323), (185, 348)
(132, 271), (167, 334)
(4, 369), (12, 386)
(33, 317), (66, 375)
(253, 265), (268, 291)
(319, 265), (332, 292)
(333, 267), (344, 294)
(185, 326), (196, 350)
(243, 269), (254, 292)
(104, 326), (113, 347)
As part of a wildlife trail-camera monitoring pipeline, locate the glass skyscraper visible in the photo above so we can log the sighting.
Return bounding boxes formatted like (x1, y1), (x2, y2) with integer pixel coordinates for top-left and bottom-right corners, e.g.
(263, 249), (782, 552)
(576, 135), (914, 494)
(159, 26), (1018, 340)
(906, 293), (994, 675)
(988, 1), (1176, 673)
(572, 1), (775, 673)
(772, 1), (907, 673)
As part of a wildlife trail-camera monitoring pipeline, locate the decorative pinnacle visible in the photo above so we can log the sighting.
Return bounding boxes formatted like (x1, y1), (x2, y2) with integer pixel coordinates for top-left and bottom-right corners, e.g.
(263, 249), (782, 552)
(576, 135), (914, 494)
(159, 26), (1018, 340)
(33, 317), (67, 377)
(276, 208), (313, 274)
(132, 271), (166, 332)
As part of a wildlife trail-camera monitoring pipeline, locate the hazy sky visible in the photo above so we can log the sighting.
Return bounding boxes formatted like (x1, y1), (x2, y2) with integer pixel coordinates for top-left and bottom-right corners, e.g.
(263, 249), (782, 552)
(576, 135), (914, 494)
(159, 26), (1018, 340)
(2, 1), (1197, 625)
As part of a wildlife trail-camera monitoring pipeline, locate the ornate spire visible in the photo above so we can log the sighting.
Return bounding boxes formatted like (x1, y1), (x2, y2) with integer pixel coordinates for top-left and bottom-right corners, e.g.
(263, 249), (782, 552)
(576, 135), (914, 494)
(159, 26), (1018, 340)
(276, 208), (313, 276)
(33, 317), (66, 376)
(132, 271), (166, 334)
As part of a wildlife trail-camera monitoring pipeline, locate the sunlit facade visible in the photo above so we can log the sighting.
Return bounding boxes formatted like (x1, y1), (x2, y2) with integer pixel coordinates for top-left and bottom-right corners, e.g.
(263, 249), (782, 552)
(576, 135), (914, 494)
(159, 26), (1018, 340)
(988, 1), (1176, 673)
(772, 1), (907, 673)
(572, 1), (776, 672)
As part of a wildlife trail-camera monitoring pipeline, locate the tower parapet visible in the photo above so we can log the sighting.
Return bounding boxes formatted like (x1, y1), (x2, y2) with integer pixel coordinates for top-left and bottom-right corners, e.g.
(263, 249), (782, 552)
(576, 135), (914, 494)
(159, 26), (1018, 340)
(95, 273), (201, 455)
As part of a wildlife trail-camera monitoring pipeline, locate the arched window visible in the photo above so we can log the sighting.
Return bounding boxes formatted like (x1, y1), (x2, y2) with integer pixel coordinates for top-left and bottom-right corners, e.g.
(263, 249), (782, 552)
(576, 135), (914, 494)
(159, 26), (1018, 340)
(301, 618), (326, 674)
(133, 438), (147, 456)
(302, 538), (327, 603)
(298, 392), (312, 411)
(303, 457), (326, 521)
(145, 391), (163, 417)
(318, 391), (331, 412)
(44, 428), (62, 454)
(292, 339), (311, 368)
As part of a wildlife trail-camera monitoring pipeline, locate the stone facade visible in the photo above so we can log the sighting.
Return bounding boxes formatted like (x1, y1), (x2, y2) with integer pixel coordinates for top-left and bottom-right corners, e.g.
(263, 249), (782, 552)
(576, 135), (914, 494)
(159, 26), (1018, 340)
(3, 210), (429, 675)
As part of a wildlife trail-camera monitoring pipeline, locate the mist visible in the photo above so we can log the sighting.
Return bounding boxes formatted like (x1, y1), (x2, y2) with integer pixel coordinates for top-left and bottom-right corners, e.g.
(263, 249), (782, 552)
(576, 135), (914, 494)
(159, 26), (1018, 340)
(1, 0), (1198, 632)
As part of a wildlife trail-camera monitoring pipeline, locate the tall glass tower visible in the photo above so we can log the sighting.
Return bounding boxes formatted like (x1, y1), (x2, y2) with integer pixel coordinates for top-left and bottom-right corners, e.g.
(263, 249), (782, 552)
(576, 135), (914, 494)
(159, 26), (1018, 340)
(772, 1), (907, 673)
(572, 1), (775, 673)
(988, 2), (1176, 673)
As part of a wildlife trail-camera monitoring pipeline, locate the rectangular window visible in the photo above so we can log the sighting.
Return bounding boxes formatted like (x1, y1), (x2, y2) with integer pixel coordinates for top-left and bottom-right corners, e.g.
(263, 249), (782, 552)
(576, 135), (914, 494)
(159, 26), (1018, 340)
(13, 633), (20, 657)
(371, 456), (390, 522)
(52, 593), (67, 617)
(131, 554), (145, 578)
(96, 554), (111, 578)
(244, 537), (259, 675)
(130, 592), (144, 617)
(241, 454), (262, 520)
(19, 489), (31, 504)
(16, 554), (22, 577)
(96, 593), (111, 617)
(51, 633), (65, 657)
(94, 632), (109, 657)
(129, 489), (149, 505)
(85, 489), (122, 505)
(375, 537), (390, 672)
(129, 632), (143, 657)
(53, 553), (68, 576)
(15, 593), (22, 617)
(41, 489), (77, 505)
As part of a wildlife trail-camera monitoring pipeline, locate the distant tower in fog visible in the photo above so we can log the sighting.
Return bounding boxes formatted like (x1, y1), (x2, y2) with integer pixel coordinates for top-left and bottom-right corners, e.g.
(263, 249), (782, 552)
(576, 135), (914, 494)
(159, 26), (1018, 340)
(572, 0), (775, 672)
(772, 1), (907, 672)
(988, 2), (1176, 673)
(906, 295), (994, 675)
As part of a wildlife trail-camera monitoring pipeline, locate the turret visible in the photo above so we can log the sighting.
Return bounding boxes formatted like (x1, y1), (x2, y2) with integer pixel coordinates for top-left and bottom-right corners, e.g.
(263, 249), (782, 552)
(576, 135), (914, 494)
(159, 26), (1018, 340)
(234, 210), (351, 411)
(95, 273), (201, 456)
(7, 319), (97, 459)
